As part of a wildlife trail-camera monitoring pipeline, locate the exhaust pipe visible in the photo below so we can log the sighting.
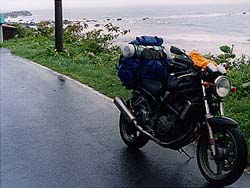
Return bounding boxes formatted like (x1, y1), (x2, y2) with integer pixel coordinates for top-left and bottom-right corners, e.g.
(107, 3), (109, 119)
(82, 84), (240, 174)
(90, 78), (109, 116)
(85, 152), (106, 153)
(113, 96), (161, 144)
(114, 97), (136, 123)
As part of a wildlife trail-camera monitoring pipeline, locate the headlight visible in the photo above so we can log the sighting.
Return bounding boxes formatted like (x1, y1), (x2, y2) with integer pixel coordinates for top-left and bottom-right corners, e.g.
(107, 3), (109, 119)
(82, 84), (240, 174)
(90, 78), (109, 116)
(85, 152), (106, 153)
(214, 76), (231, 98)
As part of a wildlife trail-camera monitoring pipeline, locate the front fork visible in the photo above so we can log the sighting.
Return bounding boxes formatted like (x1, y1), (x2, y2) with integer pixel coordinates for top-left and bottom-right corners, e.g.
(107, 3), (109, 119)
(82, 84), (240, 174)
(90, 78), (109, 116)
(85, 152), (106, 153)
(201, 79), (223, 156)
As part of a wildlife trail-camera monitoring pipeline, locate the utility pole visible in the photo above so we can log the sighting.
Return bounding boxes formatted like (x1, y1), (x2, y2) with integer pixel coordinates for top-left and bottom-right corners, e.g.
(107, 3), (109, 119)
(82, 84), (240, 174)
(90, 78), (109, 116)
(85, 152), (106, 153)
(55, 0), (63, 52)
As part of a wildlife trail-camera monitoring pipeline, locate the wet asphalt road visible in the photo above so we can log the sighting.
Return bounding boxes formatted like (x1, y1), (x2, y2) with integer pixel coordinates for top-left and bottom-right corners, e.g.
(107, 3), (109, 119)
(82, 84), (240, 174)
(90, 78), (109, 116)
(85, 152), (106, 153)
(0, 48), (249, 188)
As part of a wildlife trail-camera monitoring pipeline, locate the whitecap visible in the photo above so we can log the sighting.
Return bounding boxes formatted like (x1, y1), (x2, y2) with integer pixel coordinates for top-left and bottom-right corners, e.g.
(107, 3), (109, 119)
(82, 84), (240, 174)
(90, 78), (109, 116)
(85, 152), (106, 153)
(128, 20), (135, 24)
(238, 40), (250, 44)
(157, 21), (169, 25)
(152, 12), (236, 20)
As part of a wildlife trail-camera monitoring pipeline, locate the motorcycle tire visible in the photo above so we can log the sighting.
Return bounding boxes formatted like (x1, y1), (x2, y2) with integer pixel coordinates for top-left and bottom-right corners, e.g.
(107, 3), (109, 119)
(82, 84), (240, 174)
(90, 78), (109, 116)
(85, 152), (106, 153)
(197, 126), (247, 186)
(119, 113), (149, 149)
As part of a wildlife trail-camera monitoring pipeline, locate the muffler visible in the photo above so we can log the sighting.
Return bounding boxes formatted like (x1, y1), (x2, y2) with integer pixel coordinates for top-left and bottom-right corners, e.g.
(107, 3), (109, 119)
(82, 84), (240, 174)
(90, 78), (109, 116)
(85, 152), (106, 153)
(113, 96), (161, 144)
(114, 97), (136, 123)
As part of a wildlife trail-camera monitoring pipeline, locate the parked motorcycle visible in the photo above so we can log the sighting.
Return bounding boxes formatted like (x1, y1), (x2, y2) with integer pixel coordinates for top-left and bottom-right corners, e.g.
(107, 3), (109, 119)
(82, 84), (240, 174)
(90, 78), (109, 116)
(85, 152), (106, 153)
(114, 38), (247, 186)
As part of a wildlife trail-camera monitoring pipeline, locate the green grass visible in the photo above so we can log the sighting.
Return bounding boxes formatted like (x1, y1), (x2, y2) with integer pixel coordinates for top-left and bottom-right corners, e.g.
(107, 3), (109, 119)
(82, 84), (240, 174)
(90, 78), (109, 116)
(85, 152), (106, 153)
(1, 36), (250, 157)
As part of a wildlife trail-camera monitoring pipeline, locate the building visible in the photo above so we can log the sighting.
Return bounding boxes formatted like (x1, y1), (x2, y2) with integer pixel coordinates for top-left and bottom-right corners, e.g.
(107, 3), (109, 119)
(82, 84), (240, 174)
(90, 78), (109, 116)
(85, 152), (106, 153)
(2, 24), (17, 40)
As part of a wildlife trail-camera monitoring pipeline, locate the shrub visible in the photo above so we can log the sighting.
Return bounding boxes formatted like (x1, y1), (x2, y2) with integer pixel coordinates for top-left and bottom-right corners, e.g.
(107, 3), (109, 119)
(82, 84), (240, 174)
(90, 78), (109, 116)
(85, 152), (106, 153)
(11, 23), (34, 38)
(205, 45), (249, 68)
(80, 23), (129, 53)
(37, 21), (54, 38)
(64, 21), (87, 42)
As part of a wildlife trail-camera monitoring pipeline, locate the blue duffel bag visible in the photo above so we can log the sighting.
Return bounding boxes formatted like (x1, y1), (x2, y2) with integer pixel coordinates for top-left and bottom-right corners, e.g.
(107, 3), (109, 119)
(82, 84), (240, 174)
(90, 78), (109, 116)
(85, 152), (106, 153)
(140, 59), (167, 81)
(118, 36), (171, 88)
(130, 36), (164, 46)
(118, 56), (142, 88)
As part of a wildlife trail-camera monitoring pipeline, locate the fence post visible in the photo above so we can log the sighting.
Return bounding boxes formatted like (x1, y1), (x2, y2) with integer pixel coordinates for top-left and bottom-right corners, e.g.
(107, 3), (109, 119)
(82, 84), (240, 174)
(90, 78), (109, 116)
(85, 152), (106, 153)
(0, 25), (3, 44)
(0, 14), (5, 44)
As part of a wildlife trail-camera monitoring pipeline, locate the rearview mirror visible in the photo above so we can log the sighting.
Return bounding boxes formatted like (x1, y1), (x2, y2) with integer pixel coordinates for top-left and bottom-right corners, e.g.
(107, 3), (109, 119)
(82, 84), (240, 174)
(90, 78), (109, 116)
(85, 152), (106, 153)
(170, 46), (185, 55)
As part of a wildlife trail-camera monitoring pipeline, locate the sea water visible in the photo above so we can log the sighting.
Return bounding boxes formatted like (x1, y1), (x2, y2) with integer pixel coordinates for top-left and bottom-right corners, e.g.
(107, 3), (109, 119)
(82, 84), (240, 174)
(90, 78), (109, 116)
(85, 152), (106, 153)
(5, 4), (250, 54)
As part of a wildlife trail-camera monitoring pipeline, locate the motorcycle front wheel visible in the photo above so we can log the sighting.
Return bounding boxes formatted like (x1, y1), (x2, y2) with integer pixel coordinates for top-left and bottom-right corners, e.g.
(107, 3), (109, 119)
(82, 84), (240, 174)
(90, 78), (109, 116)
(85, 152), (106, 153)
(119, 114), (149, 149)
(197, 126), (247, 186)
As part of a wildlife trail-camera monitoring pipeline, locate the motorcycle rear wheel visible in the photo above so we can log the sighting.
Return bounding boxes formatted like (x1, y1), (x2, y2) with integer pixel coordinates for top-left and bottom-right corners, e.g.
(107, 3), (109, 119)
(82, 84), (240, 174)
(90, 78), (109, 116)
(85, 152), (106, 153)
(197, 126), (247, 186)
(119, 114), (149, 149)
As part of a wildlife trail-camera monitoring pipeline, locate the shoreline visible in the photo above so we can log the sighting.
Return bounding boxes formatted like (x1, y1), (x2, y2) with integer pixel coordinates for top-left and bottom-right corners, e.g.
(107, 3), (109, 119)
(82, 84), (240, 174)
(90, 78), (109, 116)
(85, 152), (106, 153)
(5, 14), (250, 56)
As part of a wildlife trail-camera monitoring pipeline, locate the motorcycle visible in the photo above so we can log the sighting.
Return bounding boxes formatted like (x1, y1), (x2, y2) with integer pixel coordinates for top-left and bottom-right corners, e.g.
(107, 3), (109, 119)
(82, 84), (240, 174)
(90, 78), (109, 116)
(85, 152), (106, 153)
(114, 45), (248, 186)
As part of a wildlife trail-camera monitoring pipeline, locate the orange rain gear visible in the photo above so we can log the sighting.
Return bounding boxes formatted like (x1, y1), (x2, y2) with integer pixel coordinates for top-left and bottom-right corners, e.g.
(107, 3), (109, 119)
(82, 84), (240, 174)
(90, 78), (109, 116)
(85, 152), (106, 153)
(189, 50), (217, 69)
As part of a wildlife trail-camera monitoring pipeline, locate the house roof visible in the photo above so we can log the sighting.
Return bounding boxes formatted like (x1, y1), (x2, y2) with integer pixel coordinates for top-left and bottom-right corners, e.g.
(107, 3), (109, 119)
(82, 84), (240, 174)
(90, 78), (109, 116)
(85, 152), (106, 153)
(2, 24), (17, 29)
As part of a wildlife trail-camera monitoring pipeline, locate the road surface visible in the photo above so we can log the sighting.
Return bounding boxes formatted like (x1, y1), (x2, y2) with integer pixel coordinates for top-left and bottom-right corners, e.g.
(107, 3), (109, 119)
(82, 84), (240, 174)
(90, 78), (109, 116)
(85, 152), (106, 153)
(0, 48), (249, 187)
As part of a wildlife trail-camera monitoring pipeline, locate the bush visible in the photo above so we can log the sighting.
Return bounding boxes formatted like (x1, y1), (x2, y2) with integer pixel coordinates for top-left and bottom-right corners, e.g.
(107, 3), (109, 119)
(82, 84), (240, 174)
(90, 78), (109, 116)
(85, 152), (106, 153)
(205, 44), (249, 68)
(64, 21), (87, 42)
(79, 23), (129, 54)
(36, 21), (54, 38)
(10, 23), (34, 38)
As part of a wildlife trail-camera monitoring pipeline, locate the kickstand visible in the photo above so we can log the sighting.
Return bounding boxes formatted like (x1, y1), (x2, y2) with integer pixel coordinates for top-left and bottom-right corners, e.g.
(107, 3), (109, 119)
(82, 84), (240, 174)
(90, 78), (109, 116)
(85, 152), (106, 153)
(178, 148), (194, 160)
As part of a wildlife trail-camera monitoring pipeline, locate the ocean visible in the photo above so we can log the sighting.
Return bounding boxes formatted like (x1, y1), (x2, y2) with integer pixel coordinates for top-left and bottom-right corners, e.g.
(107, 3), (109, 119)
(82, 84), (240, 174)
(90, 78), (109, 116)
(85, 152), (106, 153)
(5, 4), (250, 55)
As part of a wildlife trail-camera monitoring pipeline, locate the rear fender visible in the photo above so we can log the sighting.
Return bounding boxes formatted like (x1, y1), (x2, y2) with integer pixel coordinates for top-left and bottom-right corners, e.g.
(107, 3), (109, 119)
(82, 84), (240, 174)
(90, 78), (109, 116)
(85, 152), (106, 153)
(207, 116), (239, 128)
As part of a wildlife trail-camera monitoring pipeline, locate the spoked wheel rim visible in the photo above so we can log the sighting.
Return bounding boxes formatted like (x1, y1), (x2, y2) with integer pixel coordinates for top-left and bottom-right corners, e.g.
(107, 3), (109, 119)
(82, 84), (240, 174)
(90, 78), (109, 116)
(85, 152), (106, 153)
(200, 129), (238, 179)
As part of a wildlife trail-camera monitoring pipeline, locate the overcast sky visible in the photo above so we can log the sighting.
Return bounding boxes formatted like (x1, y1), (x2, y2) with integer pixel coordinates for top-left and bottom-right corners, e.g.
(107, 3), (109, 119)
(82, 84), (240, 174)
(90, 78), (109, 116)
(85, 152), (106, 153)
(1, 0), (250, 11)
